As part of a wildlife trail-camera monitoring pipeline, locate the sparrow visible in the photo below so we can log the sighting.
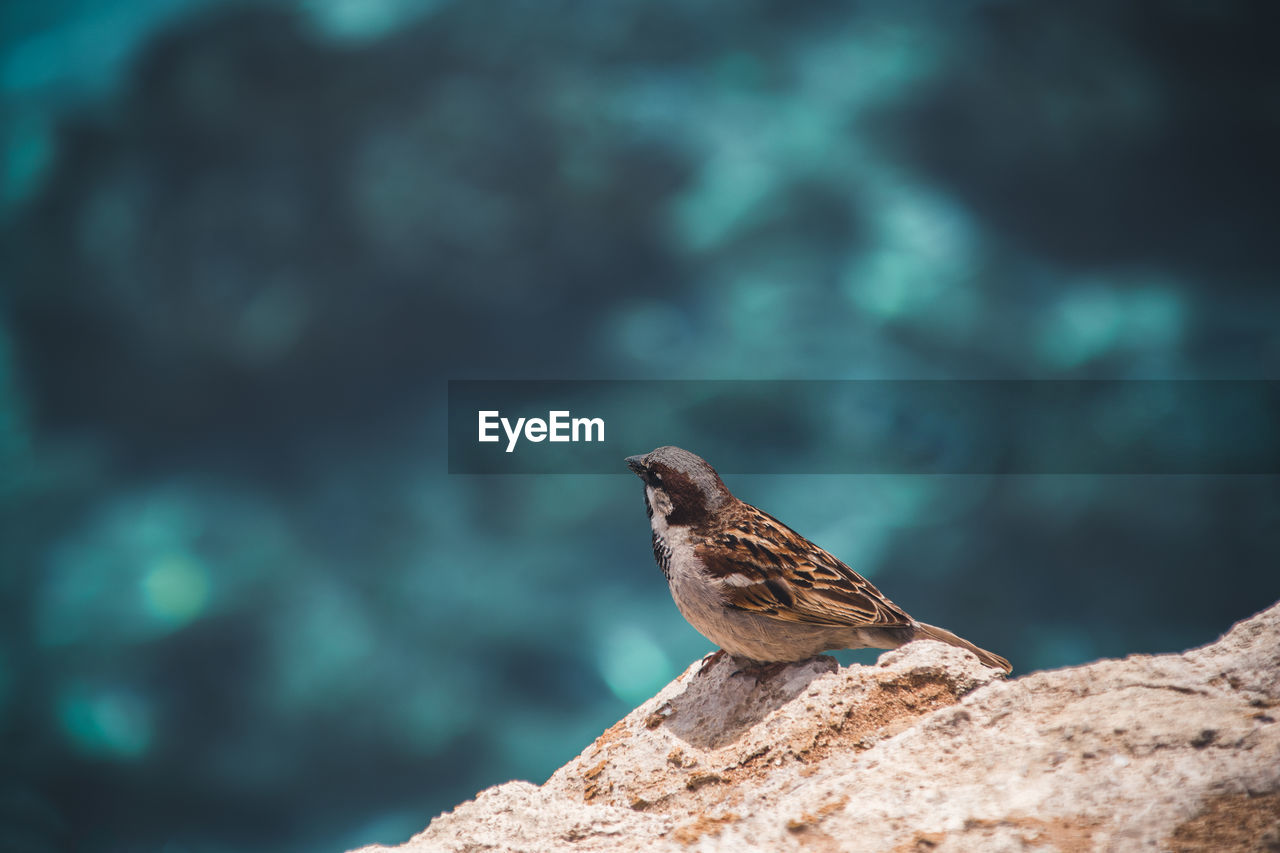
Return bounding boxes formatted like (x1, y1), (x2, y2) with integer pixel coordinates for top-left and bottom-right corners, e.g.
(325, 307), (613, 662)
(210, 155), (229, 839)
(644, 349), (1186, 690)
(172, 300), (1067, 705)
(626, 446), (1011, 673)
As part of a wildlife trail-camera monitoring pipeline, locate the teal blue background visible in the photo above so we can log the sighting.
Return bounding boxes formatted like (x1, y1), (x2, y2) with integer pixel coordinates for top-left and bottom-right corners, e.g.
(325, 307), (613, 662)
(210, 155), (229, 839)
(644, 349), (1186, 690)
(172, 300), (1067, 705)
(1, 2), (1278, 851)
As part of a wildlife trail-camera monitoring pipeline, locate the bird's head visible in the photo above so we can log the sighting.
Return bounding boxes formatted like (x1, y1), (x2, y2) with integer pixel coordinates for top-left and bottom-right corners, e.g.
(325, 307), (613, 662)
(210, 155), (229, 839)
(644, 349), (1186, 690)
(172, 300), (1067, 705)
(625, 446), (733, 526)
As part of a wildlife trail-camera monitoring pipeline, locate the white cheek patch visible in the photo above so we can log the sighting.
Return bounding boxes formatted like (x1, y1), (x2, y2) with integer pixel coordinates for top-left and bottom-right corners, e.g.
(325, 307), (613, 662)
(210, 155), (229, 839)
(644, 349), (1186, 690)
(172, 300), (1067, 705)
(647, 485), (693, 554)
(648, 485), (673, 519)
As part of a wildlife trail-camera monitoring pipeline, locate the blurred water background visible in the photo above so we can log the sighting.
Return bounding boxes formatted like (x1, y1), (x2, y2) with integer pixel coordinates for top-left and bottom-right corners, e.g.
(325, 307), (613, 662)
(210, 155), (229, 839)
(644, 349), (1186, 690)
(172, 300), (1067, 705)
(1, 1), (1278, 850)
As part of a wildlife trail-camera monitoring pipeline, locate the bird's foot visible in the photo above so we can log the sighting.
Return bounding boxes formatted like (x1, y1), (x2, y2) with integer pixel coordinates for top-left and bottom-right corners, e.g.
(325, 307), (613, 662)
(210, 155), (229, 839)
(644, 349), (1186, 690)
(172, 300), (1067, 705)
(696, 649), (730, 677)
(730, 659), (793, 685)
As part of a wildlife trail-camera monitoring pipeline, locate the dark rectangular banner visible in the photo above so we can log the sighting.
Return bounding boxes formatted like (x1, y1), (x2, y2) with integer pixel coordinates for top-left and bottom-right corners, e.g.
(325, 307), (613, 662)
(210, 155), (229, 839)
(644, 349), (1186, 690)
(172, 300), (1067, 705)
(447, 380), (1280, 474)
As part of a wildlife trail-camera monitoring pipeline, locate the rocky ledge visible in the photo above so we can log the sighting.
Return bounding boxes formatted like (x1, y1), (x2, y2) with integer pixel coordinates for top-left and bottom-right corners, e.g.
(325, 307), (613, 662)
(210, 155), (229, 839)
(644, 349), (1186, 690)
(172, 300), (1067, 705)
(354, 601), (1280, 852)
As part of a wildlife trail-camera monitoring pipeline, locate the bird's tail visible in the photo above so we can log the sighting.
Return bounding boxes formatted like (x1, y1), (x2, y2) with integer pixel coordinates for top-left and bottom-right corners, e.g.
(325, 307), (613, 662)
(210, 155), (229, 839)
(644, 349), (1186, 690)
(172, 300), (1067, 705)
(913, 622), (1011, 673)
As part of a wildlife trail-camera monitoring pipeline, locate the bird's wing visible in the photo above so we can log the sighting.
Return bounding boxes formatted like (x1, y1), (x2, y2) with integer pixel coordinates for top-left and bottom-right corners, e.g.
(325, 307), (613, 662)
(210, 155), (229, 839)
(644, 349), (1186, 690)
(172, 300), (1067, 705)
(694, 506), (912, 628)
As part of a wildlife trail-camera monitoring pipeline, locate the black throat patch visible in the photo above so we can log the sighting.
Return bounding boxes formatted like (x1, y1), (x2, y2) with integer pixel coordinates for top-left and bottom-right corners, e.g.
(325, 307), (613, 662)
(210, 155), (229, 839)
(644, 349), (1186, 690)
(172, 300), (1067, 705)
(651, 529), (672, 581)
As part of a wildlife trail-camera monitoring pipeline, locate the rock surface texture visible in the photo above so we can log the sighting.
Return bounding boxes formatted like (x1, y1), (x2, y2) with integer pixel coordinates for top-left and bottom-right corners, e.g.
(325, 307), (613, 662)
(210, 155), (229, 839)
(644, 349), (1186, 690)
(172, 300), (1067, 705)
(354, 602), (1280, 852)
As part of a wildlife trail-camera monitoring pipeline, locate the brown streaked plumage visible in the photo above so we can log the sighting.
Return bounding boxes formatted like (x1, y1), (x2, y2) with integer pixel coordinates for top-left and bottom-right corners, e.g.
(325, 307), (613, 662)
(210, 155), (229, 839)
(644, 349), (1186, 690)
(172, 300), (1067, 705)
(626, 446), (1011, 673)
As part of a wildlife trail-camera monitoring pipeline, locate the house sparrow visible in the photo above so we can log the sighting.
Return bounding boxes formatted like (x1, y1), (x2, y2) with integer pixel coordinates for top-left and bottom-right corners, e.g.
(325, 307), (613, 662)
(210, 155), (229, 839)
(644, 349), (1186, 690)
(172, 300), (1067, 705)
(626, 446), (1011, 673)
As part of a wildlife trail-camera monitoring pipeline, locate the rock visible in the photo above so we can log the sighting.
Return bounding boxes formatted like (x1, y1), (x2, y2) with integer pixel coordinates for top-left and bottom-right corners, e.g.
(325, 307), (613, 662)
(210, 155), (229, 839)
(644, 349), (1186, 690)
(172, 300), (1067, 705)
(352, 602), (1280, 852)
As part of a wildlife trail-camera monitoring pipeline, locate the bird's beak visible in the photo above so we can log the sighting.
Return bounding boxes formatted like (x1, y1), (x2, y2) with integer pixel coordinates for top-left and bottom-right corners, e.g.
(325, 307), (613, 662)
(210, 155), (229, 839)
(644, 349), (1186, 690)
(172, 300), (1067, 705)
(625, 455), (647, 476)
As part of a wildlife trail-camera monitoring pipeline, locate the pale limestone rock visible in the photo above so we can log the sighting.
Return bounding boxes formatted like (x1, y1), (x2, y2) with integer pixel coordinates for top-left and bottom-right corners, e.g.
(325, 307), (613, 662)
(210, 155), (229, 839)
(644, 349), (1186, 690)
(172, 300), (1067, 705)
(352, 601), (1280, 852)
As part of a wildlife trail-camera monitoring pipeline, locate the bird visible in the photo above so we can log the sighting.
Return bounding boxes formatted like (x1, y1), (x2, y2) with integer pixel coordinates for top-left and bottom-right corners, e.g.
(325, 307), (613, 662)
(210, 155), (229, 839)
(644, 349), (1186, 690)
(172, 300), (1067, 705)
(625, 445), (1011, 673)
